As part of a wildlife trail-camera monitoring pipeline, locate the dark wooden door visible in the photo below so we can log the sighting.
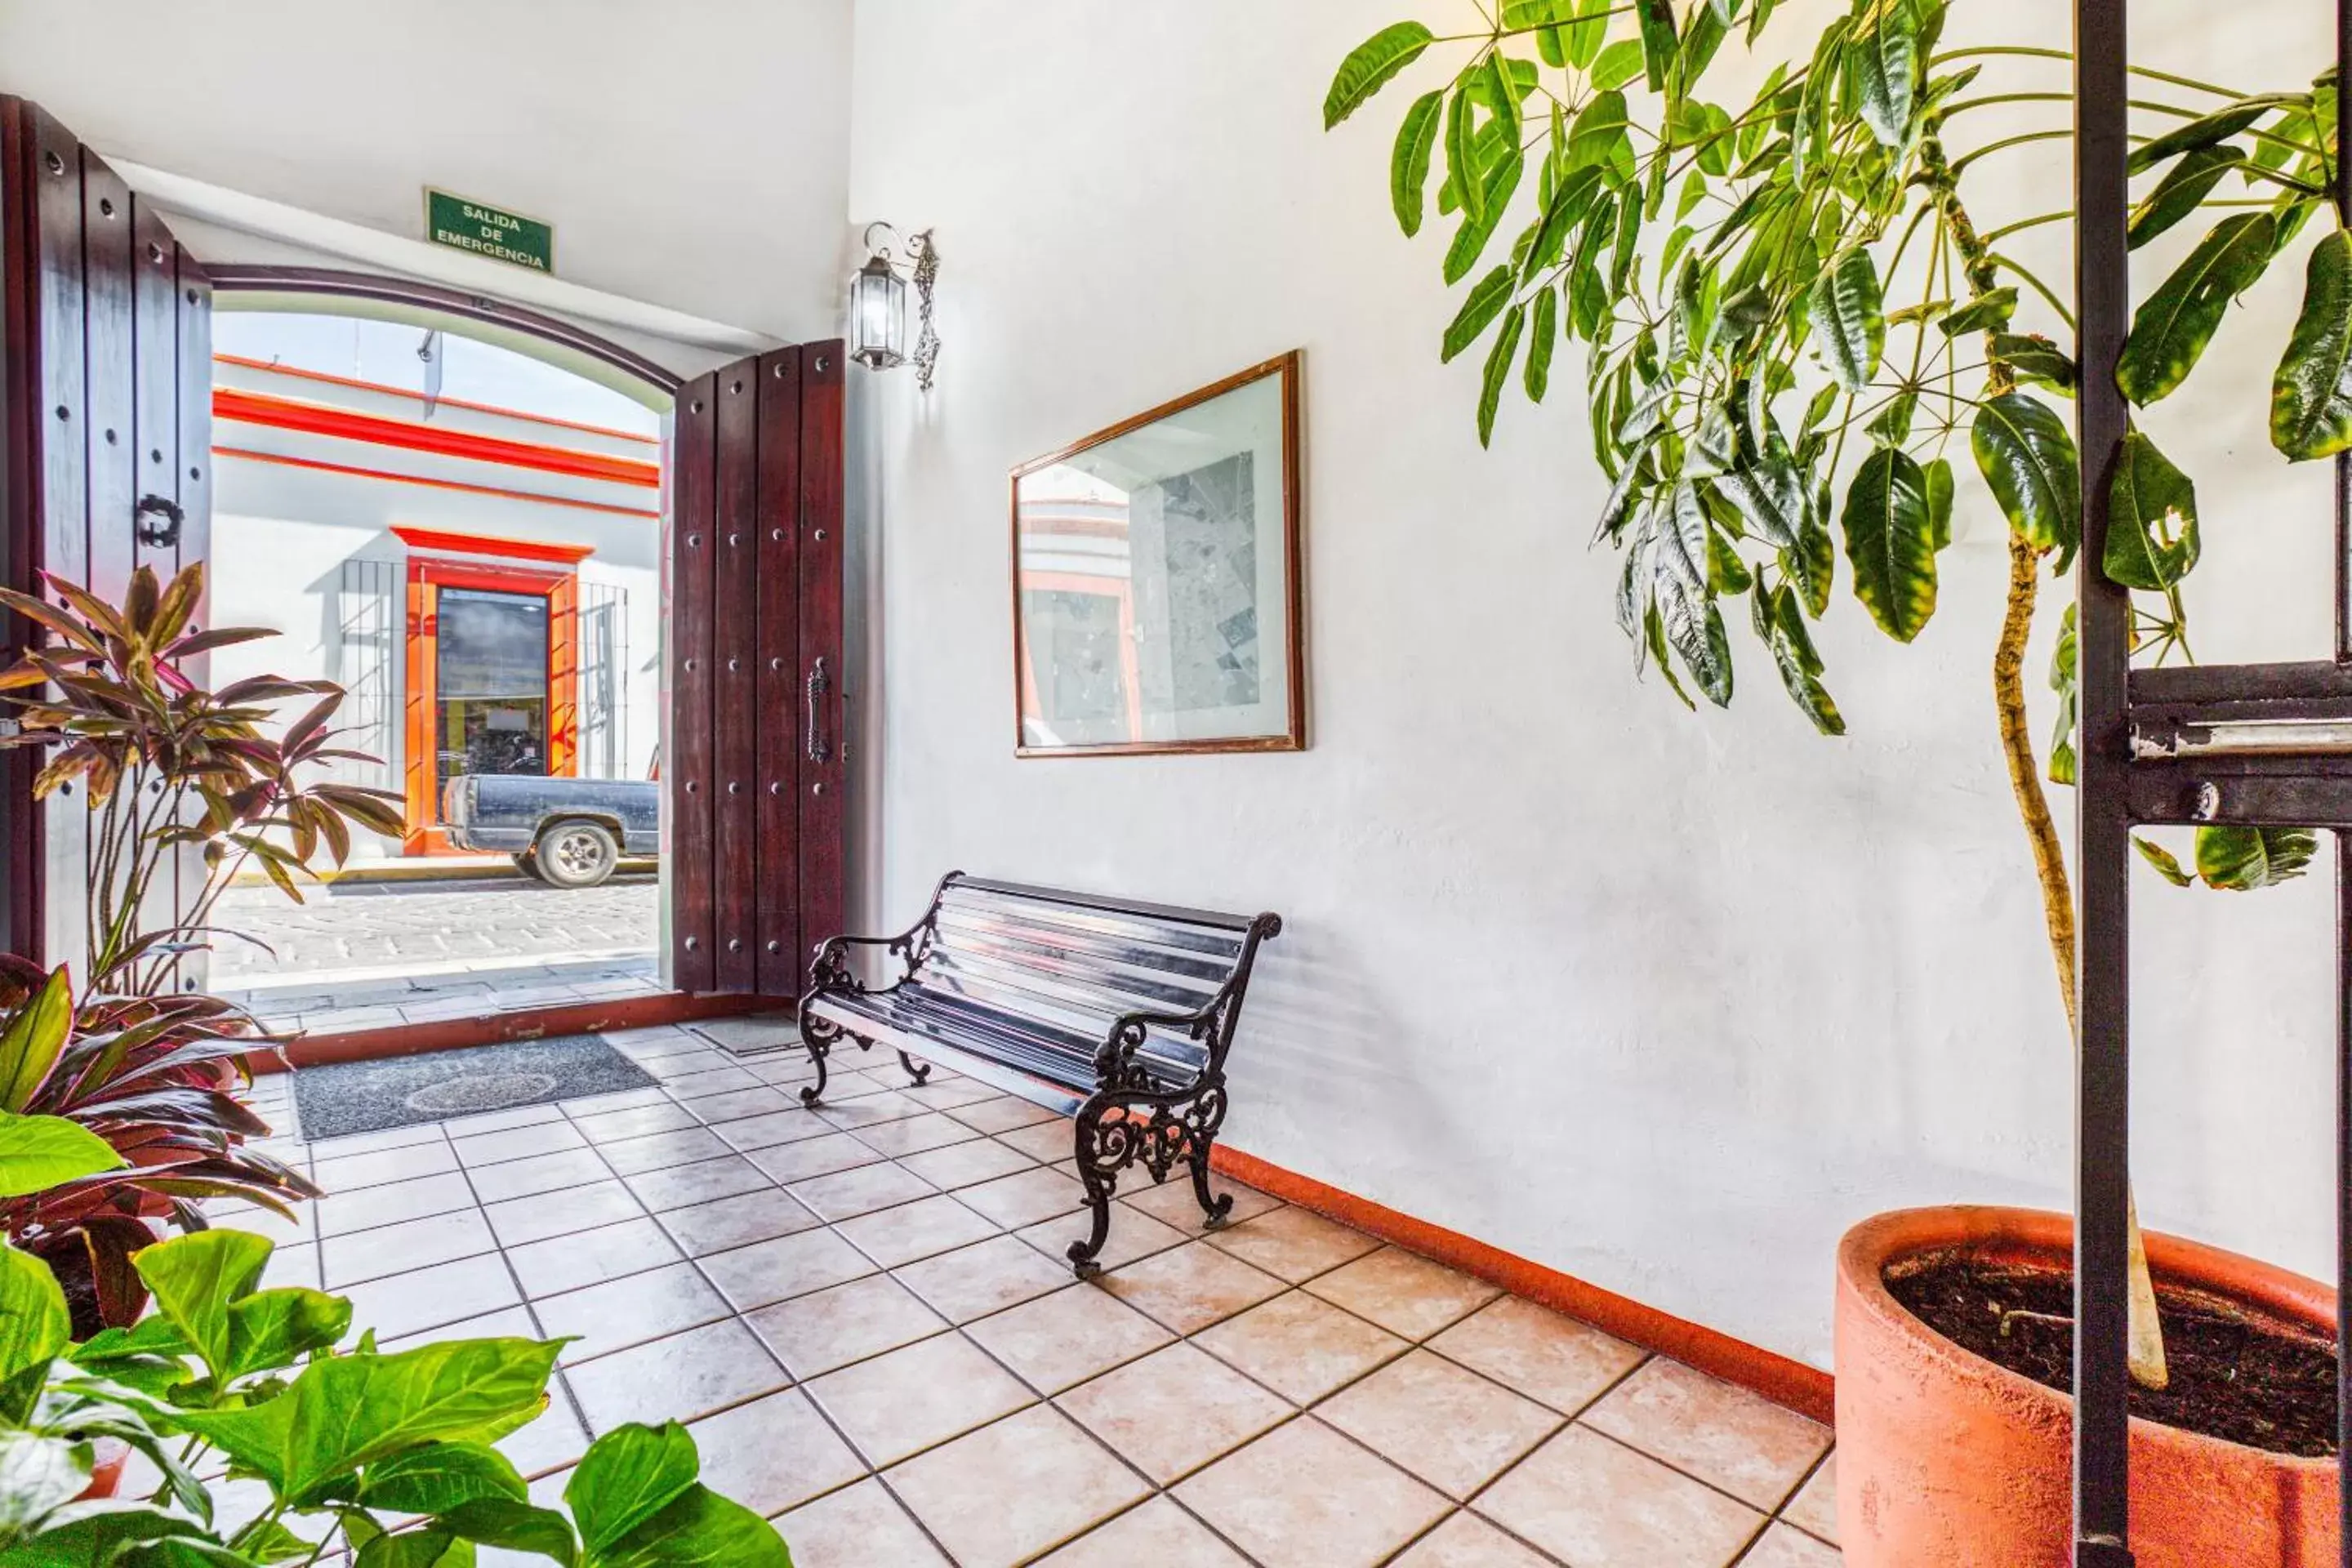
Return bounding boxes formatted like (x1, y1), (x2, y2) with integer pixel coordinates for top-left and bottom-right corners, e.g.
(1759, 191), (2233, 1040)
(1, 99), (212, 973)
(668, 341), (844, 996)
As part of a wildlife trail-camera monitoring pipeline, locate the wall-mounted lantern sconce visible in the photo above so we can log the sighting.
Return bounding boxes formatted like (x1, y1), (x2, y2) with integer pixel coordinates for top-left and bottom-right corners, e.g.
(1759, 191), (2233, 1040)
(850, 222), (940, 392)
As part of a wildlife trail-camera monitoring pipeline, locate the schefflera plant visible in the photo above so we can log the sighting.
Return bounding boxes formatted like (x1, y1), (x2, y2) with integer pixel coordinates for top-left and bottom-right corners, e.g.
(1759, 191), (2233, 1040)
(1327, 0), (2352, 1387)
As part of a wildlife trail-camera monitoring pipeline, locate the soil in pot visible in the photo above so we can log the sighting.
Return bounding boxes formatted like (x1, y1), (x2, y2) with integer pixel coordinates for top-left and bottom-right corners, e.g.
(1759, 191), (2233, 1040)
(1887, 1254), (2338, 1457)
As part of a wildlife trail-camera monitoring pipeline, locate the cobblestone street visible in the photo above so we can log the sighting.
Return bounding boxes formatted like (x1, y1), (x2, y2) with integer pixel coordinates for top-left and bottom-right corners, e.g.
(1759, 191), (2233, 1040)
(213, 874), (661, 1035)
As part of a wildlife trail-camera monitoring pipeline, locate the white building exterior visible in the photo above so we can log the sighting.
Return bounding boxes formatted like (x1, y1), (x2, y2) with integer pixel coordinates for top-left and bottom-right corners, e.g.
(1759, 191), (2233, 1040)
(208, 314), (664, 859)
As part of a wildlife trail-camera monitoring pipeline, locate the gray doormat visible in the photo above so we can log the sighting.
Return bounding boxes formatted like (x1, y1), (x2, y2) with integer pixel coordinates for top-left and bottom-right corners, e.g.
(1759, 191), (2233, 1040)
(291, 1035), (656, 1139)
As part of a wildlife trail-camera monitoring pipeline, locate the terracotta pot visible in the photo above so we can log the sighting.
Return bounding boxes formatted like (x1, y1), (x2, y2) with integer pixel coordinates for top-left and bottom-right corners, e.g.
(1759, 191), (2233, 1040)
(1835, 1205), (2338, 1567)
(76, 1437), (130, 1501)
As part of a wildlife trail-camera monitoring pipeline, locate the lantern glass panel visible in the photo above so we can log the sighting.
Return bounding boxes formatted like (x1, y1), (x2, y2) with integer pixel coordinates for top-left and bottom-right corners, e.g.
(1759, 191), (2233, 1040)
(853, 261), (907, 368)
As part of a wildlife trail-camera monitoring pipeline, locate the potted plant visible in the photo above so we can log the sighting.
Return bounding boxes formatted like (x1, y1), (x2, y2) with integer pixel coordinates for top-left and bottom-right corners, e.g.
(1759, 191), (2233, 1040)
(0, 564), (404, 1330)
(0, 1218), (791, 1564)
(1327, 0), (2345, 1559)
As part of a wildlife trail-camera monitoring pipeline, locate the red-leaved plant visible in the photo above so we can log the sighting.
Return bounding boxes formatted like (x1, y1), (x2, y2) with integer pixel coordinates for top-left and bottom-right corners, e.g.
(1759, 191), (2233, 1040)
(0, 562), (405, 1328)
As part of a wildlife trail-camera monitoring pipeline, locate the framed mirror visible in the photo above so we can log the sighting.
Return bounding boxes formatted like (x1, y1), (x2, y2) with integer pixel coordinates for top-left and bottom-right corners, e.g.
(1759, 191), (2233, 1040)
(1011, 351), (1305, 758)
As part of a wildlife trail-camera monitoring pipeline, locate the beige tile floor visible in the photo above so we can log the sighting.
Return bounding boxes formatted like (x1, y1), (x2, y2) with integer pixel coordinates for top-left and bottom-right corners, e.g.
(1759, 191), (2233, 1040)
(228, 1027), (1842, 1568)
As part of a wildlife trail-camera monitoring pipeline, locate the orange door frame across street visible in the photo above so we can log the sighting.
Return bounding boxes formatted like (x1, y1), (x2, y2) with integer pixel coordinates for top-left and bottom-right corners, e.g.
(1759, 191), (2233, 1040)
(396, 528), (589, 854)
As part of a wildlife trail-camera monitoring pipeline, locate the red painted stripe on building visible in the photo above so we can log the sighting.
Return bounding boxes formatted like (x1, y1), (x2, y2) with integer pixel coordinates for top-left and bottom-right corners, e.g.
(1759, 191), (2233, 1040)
(213, 445), (662, 519)
(387, 525), (596, 565)
(214, 386), (662, 488)
(216, 354), (663, 446)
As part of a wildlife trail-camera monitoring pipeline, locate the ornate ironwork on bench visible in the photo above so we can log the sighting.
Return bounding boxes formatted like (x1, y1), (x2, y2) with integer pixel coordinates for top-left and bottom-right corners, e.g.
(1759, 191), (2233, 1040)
(795, 872), (1282, 1276)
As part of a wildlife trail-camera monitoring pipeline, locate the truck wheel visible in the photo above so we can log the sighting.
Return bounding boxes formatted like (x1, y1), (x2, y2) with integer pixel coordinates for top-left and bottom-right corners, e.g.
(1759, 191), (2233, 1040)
(535, 821), (619, 889)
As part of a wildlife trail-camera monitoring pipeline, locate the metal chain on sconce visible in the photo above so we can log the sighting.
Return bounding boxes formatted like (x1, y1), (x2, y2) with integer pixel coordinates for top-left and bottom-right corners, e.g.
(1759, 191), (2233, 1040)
(910, 229), (941, 393)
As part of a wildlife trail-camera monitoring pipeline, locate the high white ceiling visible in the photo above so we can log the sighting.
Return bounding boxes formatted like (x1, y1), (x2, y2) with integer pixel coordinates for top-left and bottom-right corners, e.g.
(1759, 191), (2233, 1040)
(0, 0), (855, 349)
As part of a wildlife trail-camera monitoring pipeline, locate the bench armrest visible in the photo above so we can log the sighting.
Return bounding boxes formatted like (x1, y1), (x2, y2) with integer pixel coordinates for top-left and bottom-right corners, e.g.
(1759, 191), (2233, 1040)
(808, 930), (928, 996)
(1094, 1004), (1216, 1080)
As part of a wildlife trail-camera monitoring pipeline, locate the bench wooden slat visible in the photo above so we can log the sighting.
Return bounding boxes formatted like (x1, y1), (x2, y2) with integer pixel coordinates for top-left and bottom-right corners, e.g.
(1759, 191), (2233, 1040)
(938, 884), (1248, 960)
(926, 938), (1219, 1019)
(946, 875), (1262, 937)
(909, 971), (1209, 1078)
(933, 903), (1241, 985)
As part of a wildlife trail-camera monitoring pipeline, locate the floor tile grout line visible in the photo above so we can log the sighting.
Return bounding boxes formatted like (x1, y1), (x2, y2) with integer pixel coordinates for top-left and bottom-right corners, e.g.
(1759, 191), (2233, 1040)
(1775, 1446), (1840, 1548)
(430, 1119), (594, 1464)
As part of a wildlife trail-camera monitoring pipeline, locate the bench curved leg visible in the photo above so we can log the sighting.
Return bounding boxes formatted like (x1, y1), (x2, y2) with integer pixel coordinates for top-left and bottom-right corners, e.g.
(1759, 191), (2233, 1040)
(896, 1050), (933, 1087)
(1067, 1165), (1116, 1280)
(797, 1007), (839, 1107)
(1190, 1147), (1234, 1229)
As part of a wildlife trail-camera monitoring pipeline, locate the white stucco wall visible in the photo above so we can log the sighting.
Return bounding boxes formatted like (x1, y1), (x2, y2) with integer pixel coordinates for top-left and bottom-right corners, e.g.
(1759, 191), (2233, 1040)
(849, 0), (2345, 1367)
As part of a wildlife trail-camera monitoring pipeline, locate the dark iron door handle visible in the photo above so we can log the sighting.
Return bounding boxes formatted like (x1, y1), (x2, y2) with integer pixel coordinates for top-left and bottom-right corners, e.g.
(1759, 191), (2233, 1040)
(804, 657), (831, 764)
(135, 494), (184, 550)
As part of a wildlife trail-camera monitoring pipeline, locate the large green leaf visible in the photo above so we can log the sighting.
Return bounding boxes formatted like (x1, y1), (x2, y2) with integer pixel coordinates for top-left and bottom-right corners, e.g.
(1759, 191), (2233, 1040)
(1525, 287), (1558, 403)
(1655, 571), (1733, 708)
(1635, 0), (1677, 92)
(1443, 267), (1517, 363)
(2195, 826), (2319, 890)
(1850, 3), (1919, 146)
(2, 1501), (220, 1566)
(2104, 430), (2201, 590)
(2126, 95), (2297, 176)
(176, 1338), (562, 1502)
(0, 1111), (124, 1198)
(0, 1243), (69, 1388)
(2273, 229), (2352, 461)
(227, 1287), (354, 1379)
(1478, 304), (1527, 447)
(135, 1231), (273, 1379)
(355, 1529), (467, 1568)
(594, 1486), (789, 1568)
(1715, 464), (1803, 548)
(2117, 212), (2276, 406)
(1390, 91), (1444, 238)
(2127, 145), (2246, 251)
(568, 1424), (700, 1558)
(0, 1432), (89, 1536)
(1841, 448), (1937, 642)
(1971, 392), (2081, 558)
(361, 1443), (528, 1516)
(1325, 22), (1435, 129)
(1811, 248), (1884, 392)
(1443, 147), (1523, 285)
(440, 1499), (577, 1566)
(0, 969), (73, 1112)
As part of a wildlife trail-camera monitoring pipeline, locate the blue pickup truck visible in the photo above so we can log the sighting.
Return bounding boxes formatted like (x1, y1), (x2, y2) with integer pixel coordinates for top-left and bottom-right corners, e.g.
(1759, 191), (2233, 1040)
(442, 773), (658, 888)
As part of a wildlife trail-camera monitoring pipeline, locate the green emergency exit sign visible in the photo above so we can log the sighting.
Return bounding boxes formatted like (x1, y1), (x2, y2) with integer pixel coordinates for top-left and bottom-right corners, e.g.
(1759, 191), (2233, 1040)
(425, 189), (555, 274)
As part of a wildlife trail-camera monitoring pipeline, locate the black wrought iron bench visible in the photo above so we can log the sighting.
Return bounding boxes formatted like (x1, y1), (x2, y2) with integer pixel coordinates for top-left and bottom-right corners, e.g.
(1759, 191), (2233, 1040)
(797, 872), (1282, 1275)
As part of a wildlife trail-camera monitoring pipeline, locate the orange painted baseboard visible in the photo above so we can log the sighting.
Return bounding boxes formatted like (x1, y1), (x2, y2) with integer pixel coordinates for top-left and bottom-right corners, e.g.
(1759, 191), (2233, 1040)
(1211, 1143), (1836, 1427)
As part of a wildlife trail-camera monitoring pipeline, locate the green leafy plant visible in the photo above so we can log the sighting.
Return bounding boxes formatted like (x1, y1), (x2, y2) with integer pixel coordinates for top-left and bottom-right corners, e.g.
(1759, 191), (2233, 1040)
(1327, 0), (2349, 1387)
(0, 563), (406, 999)
(0, 966), (314, 1334)
(0, 1228), (791, 1566)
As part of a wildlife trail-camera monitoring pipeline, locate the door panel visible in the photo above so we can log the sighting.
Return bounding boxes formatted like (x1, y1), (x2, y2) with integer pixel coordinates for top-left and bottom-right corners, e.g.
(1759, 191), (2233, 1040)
(1, 99), (210, 976)
(711, 361), (759, 992)
(795, 342), (846, 969)
(668, 372), (719, 992)
(668, 342), (844, 997)
(752, 347), (803, 996)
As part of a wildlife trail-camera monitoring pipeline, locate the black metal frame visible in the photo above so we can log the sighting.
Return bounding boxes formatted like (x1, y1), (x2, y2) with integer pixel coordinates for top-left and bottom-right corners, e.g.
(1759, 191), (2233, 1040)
(795, 871), (1283, 1276)
(2071, 2), (2352, 1560)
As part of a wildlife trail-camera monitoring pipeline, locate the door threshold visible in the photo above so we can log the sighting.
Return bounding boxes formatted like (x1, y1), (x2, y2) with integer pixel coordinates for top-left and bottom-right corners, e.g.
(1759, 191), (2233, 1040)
(255, 990), (791, 1071)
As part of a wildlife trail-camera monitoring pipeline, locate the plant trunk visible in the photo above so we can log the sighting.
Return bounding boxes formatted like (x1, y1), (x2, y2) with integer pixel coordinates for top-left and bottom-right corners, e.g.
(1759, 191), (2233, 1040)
(1992, 530), (2170, 1390)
